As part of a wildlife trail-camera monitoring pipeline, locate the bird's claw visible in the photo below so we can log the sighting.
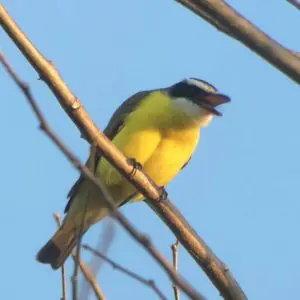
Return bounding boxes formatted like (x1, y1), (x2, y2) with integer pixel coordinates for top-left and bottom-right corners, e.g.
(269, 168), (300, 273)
(127, 158), (167, 201)
(127, 158), (143, 178)
(159, 186), (168, 201)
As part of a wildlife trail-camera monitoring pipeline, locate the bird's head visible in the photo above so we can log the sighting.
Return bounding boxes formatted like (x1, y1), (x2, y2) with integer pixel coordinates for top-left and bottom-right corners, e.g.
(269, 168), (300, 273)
(168, 78), (230, 127)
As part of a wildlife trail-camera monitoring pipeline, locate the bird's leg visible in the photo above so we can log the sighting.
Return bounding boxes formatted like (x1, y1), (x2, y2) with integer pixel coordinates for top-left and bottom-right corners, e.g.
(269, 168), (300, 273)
(127, 157), (143, 178)
(127, 158), (168, 201)
(158, 186), (168, 201)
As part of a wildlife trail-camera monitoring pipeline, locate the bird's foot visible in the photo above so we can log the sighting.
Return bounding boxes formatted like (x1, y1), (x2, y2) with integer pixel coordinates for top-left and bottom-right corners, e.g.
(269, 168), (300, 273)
(127, 157), (143, 178)
(158, 186), (168, 201)
(127, 158), (167, 201)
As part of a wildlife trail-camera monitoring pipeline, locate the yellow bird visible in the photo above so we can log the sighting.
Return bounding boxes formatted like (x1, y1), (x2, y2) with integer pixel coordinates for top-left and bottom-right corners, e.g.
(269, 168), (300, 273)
(37, 78), (230, 269)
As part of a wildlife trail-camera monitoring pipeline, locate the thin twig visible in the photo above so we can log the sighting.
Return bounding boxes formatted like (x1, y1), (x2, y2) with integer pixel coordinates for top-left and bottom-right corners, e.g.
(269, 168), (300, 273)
(80, 219), (115, 300)
(73, 257), (106, 300)
(73, 191), (90, 300)
(72, 250), (79, 300)
(0, 6), (245, 299)
(53, 213), (67, 300)
(171, 240), (180, 300)
(93, 219), (115, 271)
(0, 52), (205, 300)
(287, 0), (300, 10)
(176, 0), (300, 84)
(53, 213), (106, 300)
(83, 244), (168, 300)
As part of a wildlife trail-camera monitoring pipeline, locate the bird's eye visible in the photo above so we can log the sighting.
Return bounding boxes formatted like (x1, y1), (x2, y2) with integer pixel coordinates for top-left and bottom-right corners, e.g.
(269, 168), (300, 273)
(169, 82), (199, 99)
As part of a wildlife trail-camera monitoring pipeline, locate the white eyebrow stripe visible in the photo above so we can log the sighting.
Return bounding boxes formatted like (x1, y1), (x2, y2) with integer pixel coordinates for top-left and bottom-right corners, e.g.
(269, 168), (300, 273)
(186, 78), (218, 94)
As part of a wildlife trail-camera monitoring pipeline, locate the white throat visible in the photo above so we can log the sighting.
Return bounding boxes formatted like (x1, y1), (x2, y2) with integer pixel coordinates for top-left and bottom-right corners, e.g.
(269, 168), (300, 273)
(172, 97), (213, 127)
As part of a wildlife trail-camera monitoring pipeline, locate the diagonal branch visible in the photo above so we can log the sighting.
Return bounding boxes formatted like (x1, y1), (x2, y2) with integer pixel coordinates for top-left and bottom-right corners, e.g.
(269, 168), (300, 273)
(176, 0), (300, 84)
(0, 52), (205, 300)
(171, 240), (180, 300)
(0, 5), (246, 300)
(80, 219), (115, 300)
(287, 0), (300, 10)
(83, 244), (168, 300)
(72, 180), (91, 300)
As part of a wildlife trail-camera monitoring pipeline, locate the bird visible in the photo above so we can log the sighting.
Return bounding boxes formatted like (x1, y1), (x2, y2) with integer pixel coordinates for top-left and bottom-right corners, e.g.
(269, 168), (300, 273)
(36, 77), (230, 269)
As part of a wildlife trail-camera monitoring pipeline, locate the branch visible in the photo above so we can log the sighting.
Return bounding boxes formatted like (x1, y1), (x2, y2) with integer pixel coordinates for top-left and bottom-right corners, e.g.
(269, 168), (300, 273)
(145, 199), (246, 300)
(83, 244), (168, 300)
(80, 220), (115, 300)
(72, 250), (79, 300)
(72, 184), (91, 300)
(287, 0), (300, 10)
(0, 5), (246, 300)
(53, 213), (68, 300)
(0, 52), (205, 300)
(171, 240), (180, 300)
(176, 0), (300, 84)
(53, 213), (106, 300)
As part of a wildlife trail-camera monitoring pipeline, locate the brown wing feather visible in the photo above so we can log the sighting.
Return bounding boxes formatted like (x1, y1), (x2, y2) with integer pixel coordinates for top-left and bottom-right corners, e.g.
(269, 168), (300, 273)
(181, 156), (192, 171)
(64, 90), (154, 213)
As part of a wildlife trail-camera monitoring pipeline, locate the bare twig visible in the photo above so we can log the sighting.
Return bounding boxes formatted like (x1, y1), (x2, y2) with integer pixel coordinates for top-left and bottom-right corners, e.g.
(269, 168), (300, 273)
(176, 0), (300, 84)
(72, 238), (82, 300)
(93, 220), (116, 271)
(74, 257), (106, 300)
(145, 199), (246, 300)
(53, 213), (106, 300)
(73, 191), (90, 300)
(0, 6), (245, 299)
(72, 251), (79, 300)
(73, 259), (106, 300)
(287, 0), (300, 10)
(53, 213), (67, 300)
(171, 240), (180, 300)
(83, 244), (168, 300)
(80, 219), (115, 300)
(0, 52), (205, 300)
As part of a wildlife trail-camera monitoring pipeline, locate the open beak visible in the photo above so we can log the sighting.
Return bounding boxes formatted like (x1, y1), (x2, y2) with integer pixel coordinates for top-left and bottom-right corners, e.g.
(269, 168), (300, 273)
(199, 94), (231, 116)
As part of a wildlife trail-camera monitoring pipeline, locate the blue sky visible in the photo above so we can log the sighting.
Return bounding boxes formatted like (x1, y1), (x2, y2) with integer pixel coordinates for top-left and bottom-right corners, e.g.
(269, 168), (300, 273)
(1, 1), (299, 299)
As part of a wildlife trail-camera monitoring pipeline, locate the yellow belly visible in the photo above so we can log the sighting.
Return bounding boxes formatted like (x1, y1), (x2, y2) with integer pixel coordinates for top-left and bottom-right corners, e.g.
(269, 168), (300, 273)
(143, 131), (199, 186)
(97, 92), (201, 204)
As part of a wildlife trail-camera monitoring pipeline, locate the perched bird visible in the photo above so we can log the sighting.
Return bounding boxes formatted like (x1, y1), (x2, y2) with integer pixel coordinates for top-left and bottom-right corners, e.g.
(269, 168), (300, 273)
(37, 78), (230, 269)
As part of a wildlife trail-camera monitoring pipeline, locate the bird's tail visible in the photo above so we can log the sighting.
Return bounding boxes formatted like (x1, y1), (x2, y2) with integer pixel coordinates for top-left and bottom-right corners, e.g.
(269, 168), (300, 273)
(36, 224), (83, 270)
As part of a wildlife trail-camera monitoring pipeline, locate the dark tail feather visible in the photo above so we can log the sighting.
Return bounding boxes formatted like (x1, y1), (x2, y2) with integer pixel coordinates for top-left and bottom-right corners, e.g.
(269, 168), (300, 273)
(36, 226), (77, 270)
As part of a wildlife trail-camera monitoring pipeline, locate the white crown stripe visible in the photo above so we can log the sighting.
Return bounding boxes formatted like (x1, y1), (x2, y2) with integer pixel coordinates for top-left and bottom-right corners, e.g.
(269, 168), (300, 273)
(186, 78), (218, 94)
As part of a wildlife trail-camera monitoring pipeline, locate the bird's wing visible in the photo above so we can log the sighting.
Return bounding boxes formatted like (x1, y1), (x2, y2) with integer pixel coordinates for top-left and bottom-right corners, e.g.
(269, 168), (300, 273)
(64, 89), (155, 213)
(181, 156), (192, 170)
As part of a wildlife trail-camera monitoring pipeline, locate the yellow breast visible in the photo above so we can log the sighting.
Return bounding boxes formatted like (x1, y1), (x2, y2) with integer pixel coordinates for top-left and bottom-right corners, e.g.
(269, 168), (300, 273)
(143, 125), (200, 187)
(98, 92), (201, 200)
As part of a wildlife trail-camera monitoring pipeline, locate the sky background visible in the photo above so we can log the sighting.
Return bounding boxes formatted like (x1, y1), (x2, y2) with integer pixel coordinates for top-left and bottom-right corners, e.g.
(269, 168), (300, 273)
(1, 1), (300, 299)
